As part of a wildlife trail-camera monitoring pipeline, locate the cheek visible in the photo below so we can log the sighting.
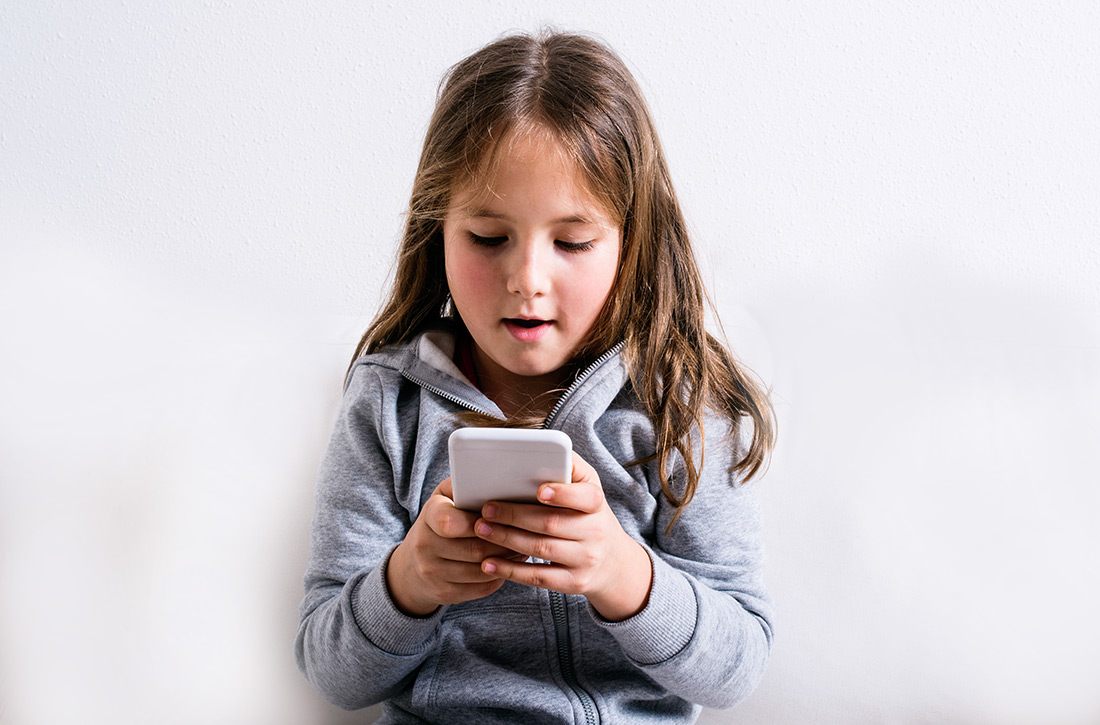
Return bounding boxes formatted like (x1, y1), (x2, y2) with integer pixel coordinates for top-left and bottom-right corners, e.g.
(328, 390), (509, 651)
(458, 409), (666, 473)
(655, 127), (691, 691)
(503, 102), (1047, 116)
(567, 251), (620, 321)
(446, 247), (497, 308)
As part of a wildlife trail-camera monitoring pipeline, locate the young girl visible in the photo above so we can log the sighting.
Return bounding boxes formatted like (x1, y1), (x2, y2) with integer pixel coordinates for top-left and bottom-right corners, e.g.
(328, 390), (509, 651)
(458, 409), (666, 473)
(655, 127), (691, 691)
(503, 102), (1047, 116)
(296, 31), (776, 724)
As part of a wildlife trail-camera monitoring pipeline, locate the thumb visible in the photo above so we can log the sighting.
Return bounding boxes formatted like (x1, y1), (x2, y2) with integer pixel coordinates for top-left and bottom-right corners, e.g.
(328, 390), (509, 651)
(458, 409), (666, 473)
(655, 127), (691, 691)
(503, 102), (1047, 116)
(570, 452), (602, 488)
(434, 476), (456, 501)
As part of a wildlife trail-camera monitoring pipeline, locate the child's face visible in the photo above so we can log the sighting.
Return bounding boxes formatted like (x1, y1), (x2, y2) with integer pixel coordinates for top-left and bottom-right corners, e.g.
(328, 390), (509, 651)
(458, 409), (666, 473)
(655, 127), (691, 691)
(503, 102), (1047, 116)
(443, 130), (621, 396)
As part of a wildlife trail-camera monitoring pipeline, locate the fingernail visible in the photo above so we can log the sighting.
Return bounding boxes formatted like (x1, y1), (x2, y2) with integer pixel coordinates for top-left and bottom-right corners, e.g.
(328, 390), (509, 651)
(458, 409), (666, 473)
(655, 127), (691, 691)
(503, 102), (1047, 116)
(483, 504), (498, 519)
(539, 487), (554, 502)
(482, 561), (497, 574)
(475, 522), (492, 537)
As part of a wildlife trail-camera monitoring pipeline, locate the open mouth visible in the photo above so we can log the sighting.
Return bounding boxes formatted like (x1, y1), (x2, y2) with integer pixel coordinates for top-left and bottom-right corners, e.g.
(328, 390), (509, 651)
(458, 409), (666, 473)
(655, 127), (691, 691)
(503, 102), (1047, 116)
(507, 318), (548, 328)
(503, 318), (553, 341)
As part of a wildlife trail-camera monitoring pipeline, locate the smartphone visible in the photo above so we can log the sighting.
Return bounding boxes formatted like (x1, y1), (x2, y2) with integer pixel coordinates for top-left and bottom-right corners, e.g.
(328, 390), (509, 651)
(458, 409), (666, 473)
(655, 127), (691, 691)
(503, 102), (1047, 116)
(448, 427), (572, 512)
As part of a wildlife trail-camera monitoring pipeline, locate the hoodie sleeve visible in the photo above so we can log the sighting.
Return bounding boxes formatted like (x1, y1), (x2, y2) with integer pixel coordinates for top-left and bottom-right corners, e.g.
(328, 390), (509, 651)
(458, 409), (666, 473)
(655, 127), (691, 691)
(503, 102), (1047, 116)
(294, 365), (444, 710)
(589, 413), (774, 709)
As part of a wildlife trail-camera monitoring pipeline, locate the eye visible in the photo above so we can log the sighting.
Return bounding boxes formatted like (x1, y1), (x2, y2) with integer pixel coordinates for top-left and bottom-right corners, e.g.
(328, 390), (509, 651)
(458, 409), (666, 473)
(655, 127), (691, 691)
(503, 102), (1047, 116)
(468, 233), (508, 247)
(556, 240), (596, 253)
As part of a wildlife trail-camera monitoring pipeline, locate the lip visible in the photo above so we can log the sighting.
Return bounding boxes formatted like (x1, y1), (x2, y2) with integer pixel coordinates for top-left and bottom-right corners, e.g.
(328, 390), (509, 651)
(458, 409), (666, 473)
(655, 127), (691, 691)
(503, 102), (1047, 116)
(503, 318), (553, 342)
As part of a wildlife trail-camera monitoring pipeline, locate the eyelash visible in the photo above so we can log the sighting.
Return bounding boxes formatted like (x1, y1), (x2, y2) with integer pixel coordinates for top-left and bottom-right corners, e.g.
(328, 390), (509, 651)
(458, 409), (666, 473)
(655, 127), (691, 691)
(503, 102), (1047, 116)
(468, 234), (595, 254)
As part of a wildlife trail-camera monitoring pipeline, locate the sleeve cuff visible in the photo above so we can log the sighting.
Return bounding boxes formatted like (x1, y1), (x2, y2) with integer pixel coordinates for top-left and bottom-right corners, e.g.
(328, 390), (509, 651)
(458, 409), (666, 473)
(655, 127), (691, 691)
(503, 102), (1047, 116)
(588, 547), (698, 666)
(349, 547), (446, 656)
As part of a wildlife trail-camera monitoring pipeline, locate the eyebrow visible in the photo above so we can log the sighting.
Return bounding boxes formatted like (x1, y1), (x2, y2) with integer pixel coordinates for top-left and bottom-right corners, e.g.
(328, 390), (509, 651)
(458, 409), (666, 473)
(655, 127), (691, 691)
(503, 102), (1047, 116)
(466, 209), (597, 226)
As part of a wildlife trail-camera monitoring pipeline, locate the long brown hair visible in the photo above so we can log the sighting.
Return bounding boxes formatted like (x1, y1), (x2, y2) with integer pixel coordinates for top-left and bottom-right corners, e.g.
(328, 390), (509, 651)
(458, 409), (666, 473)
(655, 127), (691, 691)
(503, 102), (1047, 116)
(351, 30), (775, 520)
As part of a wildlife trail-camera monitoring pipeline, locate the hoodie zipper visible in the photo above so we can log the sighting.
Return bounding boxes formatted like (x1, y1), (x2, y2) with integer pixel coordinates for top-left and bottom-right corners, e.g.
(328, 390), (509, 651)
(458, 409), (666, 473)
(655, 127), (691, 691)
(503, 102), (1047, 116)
(541, 344), (623, 725)
(399, 371), (501, 419)
(408, 344), (624, 725)
(550, 592), (598, 725)
(543, 342), (625, 429)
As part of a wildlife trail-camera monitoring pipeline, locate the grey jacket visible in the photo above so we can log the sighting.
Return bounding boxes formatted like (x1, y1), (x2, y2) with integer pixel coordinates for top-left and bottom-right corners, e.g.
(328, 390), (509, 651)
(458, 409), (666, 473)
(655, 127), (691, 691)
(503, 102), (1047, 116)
(295, 329), (774, 724)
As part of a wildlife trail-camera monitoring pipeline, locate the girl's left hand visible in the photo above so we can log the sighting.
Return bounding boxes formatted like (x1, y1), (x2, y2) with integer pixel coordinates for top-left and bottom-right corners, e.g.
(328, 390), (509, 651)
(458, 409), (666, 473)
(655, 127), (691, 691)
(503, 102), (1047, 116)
(474, 452), (653, 622)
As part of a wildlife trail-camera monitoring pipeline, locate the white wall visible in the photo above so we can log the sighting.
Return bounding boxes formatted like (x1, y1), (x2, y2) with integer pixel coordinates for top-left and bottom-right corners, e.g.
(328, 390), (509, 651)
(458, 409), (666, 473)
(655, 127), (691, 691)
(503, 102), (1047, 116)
(2, 2), (1098, 723)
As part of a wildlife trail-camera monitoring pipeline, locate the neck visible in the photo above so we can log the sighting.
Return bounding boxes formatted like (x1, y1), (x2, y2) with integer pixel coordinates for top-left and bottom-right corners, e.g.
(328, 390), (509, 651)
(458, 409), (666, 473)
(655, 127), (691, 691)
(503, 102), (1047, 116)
(479, 370), (566, 420)
(471, 348), (569, 420)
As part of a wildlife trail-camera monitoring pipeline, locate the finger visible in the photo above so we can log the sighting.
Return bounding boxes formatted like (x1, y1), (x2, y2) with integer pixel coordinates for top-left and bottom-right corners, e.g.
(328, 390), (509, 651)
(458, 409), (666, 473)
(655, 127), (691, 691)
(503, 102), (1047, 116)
(480, 557), (581, 594)
(424, 499), (480, 539)
(425, 477), (478, 537)
(431, 558), (507, 584)
(533, 478), (604, 514)
(434, 535), (521, 564)
(481, 501), (586, 540)
(474, 518), (587, 564)
(434, 476), (455, 500)
(570, 452), (601, 487)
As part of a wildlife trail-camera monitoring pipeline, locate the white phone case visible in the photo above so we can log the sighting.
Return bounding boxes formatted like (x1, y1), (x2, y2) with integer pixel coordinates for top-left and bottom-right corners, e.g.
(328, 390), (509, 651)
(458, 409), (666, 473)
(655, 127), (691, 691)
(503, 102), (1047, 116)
(448, 428), (572, 512)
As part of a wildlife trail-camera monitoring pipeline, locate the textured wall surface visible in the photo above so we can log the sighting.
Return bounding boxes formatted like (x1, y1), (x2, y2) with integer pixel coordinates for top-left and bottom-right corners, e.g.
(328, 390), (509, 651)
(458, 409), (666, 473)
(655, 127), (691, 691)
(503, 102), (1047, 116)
(2, 2), (1098, 723)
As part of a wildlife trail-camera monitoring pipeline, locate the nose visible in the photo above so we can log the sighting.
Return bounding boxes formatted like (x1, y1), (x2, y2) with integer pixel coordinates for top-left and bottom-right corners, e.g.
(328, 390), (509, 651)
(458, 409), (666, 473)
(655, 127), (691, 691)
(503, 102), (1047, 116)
(505, 238), (550, 300)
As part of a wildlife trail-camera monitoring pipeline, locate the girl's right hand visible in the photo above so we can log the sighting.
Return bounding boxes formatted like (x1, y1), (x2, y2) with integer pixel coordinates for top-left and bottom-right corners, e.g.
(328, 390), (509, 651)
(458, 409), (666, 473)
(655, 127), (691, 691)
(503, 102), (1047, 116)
(385, 477), (513, 616)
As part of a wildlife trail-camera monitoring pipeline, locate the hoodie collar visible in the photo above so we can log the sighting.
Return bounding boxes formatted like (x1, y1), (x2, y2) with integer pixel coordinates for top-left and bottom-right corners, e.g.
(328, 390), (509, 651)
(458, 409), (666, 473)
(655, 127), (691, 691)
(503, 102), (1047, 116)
(361, 326), (629, 426)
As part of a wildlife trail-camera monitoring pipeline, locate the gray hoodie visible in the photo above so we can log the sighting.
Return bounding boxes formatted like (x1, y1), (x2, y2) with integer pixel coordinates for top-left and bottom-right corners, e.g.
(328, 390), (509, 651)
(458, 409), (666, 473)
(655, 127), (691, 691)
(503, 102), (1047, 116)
(296, 329), (774, 724)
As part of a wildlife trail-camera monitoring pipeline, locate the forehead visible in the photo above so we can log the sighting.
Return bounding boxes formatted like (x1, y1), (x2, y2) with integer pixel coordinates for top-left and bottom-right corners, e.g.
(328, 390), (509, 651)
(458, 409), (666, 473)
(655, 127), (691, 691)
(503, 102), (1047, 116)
(449, 125), (615, 223)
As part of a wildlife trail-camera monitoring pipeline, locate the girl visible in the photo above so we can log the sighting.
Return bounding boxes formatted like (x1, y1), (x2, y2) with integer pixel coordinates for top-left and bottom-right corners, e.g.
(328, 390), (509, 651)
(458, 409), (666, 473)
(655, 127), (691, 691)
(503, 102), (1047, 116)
(296, 31), (776, 724)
